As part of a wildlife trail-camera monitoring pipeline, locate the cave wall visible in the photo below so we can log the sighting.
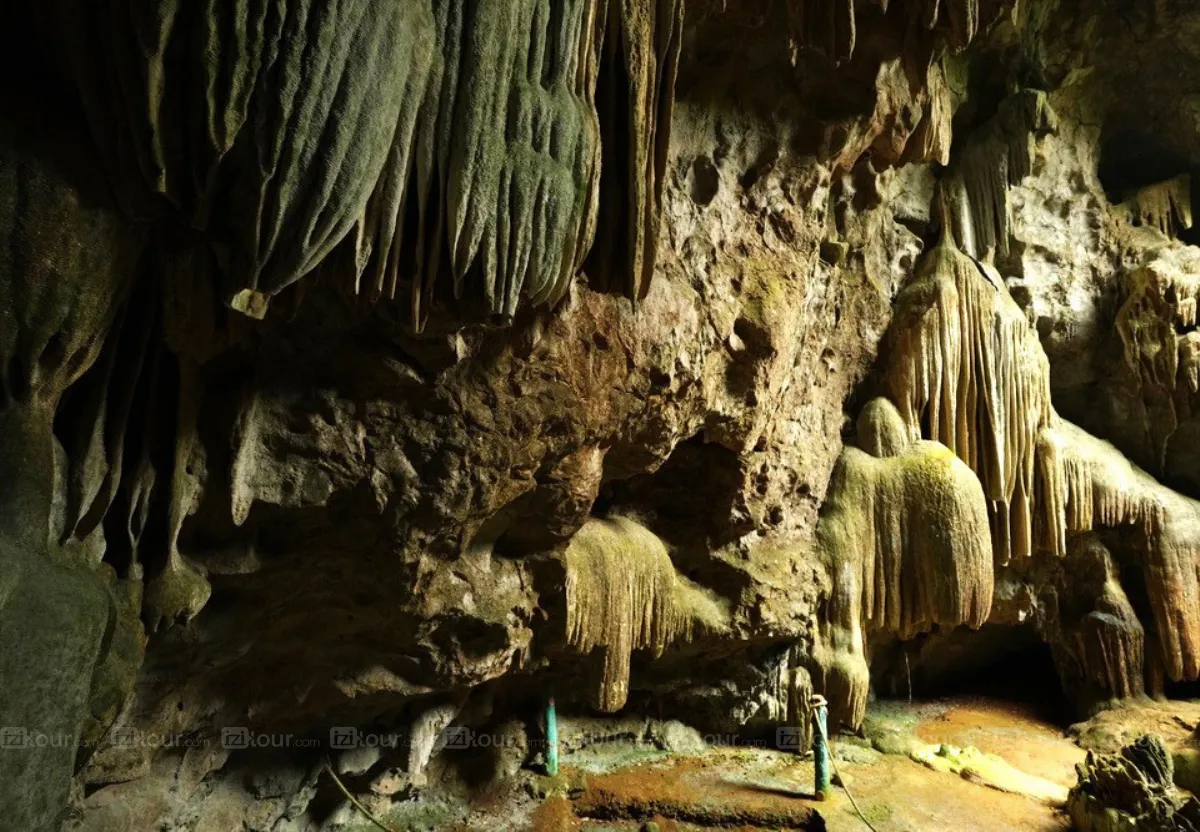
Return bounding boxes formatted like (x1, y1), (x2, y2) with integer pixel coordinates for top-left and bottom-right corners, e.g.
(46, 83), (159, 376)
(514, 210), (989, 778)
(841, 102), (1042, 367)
(3, 0), (1200, 829)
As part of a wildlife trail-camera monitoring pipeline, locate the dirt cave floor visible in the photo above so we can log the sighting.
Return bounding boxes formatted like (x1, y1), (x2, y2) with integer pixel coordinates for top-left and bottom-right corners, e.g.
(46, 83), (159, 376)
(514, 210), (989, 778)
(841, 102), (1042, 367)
(358, 696), (1200, 832)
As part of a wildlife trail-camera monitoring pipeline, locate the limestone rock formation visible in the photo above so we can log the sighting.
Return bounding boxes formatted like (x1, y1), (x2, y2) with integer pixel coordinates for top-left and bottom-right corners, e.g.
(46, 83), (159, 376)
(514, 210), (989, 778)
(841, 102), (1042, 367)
(564, 515), (726, 712)
(3, 0), (1200, 829)
(811, 397), (992, 728)
(1068, 734), (1200, 831)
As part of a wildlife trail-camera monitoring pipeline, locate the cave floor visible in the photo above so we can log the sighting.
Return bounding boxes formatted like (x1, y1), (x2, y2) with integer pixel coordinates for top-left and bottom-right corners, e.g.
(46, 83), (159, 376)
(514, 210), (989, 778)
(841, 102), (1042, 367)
(370, 696), (1200, 832)
(553, 697), (1082, 832)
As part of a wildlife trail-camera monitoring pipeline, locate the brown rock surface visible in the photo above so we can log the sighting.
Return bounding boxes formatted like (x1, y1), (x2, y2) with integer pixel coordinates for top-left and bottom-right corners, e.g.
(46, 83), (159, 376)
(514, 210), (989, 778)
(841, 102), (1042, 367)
(3, 1), (1200, 830)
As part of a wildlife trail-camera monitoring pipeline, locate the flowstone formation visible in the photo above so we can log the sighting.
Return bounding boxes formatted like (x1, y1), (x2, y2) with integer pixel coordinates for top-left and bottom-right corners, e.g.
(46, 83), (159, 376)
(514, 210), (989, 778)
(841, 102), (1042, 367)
(811, 396), (992, 728)
(813, 223), (1200, 730)
(5, 0), (1200, 829)
(563, 516), (726, 712)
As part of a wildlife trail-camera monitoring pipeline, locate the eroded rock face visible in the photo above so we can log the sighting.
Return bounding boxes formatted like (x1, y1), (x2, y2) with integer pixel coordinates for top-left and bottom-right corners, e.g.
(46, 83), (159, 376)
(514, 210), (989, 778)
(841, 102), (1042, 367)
(1068, 734), (1200, 831)
(3, 0), (1200, 829)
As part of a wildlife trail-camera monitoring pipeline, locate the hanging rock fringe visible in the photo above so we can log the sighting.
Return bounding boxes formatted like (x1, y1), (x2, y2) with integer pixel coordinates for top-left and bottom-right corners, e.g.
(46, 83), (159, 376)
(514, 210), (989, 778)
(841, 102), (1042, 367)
(813, 398), (993, 728)
(877, 229), (1200, 691)
(1117, 174), (1194, 239)
(884, 230), (1053, 563)
(786, 0), (981, 66)
(45, 0), (683, 328)
(564, 516), (722, 712)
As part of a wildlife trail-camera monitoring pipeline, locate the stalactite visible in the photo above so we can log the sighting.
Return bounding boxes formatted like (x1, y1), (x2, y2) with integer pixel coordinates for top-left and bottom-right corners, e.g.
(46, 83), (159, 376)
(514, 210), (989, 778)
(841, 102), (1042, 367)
(866, 222), (1200, 703)
(884, 230), (1053, 563)
(1047, 420), (1165, 540)
(786, 0), (981, 66)
(563, 515), (724, 712)
(1117, 174), (1194, 239)
(948, 90), (1057, 261)
(52, 0), (433, 300)
(44, 0), (683, 328)
(375, 0), (607, 326)
(900, 59), (953, 167)
(141, 363), (211, 633)
(1116, 257), (1200, 393)
(58, 297), (154, 551)
(812, 397), (993, 729)
(588, 0), (684, 304)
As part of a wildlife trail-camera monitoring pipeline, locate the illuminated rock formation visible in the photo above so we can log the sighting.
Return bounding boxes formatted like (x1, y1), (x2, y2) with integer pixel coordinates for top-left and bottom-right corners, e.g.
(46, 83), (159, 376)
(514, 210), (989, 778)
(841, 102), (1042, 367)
(818, 217), (1200, 727)
(883, 230), (1053, 563)
(564, 516), (726, 712)
(6, 0), (1200, 827)
(813, 397), (993, 727)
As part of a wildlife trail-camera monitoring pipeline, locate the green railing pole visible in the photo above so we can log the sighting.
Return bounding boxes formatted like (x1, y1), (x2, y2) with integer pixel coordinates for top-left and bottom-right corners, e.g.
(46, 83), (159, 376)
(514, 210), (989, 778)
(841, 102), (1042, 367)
(545, 695), (559, 775)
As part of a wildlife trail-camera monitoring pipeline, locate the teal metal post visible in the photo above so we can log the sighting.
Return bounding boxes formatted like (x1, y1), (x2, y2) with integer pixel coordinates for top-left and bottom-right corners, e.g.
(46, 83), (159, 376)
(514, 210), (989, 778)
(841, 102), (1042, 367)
(810, 694), (830, 800)
(545, 696), (559, 775)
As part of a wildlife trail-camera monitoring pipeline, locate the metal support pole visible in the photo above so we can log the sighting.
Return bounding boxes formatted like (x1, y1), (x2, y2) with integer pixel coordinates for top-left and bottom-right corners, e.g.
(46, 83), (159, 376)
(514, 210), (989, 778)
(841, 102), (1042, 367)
(545, 696), (559, 776)
(810, 693), (830, 800)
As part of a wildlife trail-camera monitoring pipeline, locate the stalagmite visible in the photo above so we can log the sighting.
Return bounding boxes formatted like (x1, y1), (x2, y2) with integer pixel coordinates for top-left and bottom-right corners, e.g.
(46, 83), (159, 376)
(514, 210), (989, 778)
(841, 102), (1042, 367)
(564, 516), (725, 712)
(1048, 536), (1145, 703)
(812, 397), (993, 728)
(1068, 735), (1200, 830)
(1072, 587), (1145, 702)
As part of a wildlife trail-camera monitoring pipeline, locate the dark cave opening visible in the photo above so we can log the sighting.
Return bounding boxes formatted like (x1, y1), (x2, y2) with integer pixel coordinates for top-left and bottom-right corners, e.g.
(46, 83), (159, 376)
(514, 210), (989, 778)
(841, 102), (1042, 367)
(873, 625), (1073, 727)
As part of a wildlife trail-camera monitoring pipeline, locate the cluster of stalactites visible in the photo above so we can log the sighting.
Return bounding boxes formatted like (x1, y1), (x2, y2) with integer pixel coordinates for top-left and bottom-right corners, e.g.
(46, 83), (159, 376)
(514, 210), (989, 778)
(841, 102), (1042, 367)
(812, 397), (993, 728)
(946, 90), (1058, 262)
(1116, 256), (1200, 395)
(785, 0), (981, 66)
(563, 516), (706, 712)
(884, 231), (1054, 563)
(883, 235), (1200, 684)
(1035, 419), (1166, 557)
(354, 0), (608, 327)
(1117, 174), (1194, 240)
(46, 0), (681, 330)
